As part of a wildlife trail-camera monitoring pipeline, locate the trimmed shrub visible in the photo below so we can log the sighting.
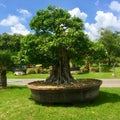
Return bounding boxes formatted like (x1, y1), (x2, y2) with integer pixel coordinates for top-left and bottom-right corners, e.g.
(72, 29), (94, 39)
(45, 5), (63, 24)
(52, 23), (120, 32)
(27, 68), (36, 74)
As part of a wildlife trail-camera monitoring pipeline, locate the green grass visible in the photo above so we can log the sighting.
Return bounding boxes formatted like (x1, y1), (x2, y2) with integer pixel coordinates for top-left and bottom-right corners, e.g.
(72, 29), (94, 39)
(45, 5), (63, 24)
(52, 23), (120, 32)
(7, 71), (49, 79)
(0, 86), (120, 120)
(73, 72), (118, 79)
(7, 69), (120, 79)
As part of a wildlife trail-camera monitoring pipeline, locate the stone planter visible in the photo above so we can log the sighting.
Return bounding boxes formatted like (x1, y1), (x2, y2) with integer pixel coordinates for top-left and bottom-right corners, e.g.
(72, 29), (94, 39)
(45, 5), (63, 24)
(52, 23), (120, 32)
(28, 79), (102, 104)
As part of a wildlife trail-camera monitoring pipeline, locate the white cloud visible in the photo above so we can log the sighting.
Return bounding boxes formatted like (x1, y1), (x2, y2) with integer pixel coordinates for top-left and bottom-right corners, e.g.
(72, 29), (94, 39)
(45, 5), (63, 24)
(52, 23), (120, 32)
(0, 9), (32, 35)
(0, 15), (19, 26)
(11, 23), (30, 35)
(68, 2), (120, 40)
(17, 9), (32, 17)
(85, 23), (100, 40)
(69, 7), (120, 40)
(95, 11), (120, 28)
(69, 8), (87, 21)
(85, 11), (120, 40)
(109, 1), (120, 12)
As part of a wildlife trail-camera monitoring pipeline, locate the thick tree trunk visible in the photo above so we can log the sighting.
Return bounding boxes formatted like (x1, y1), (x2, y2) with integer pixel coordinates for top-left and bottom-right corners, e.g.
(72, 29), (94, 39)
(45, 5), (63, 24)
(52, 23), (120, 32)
(46, 47), (74, 84)
(0, 69), (7, 87)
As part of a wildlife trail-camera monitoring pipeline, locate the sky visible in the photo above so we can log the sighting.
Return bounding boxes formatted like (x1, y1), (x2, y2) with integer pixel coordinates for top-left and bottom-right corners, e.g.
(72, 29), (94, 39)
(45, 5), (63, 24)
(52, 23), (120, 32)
(0, 0), (120, 40)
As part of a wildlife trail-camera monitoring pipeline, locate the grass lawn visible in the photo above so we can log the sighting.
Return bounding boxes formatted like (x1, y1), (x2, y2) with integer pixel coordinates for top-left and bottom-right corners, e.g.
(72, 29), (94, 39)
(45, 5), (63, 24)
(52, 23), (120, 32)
(0, 86), (120, 120)
(6, 66), (120, 79)
(7, 70), (120, 79)
(7, 71), (49, 79)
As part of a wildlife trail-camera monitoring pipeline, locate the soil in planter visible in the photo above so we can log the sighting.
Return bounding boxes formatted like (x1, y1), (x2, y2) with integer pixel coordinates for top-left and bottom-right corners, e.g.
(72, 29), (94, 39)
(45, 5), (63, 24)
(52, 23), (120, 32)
(28, 79), (102, 89)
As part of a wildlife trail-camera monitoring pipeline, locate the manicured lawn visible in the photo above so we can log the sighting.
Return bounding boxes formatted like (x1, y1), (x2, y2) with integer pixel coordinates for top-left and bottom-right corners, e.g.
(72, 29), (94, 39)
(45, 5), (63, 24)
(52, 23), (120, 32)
(7, 69), (120, 79)
(73, 72), (117, 79)
(0, 86), (120, 120)
(7, 71), (49, 79)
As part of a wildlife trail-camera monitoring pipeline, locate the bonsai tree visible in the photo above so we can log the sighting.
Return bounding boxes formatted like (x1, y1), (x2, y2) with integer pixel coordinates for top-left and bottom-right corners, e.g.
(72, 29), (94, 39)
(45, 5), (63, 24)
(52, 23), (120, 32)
(20, 6), (91, 84)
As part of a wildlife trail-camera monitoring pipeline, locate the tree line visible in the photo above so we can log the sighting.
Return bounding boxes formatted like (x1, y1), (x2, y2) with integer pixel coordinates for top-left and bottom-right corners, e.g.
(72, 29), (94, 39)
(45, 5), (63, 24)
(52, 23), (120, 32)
(0, 29), (120, 68)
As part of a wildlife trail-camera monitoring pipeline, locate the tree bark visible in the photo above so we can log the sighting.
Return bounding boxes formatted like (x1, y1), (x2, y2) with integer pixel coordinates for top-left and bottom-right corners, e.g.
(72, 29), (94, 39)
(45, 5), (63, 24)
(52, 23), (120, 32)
(46, 47), (74, 84)
(108, 57), (111, 66)
(0, 69), (7, 87)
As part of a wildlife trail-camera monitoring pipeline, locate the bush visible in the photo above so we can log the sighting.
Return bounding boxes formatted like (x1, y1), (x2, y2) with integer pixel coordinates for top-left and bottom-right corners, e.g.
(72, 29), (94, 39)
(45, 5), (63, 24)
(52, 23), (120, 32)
(27, 68), (36, 74)
(100, 64), (111, 72)
(36, 67), (43, 73)
(91, 67), (99, 72)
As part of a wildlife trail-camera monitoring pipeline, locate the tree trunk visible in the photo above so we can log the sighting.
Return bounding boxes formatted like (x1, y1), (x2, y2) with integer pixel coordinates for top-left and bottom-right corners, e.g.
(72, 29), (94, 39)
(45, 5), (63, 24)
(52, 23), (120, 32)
(108, 57), (111, 66)
(0, 69), (7, 88)
(84, 60), (89, 72)
(46, 47), (74, 84)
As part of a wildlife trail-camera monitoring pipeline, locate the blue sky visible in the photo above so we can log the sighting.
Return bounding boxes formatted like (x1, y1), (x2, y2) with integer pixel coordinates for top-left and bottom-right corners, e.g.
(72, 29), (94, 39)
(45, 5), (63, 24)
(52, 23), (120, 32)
(0, 0), (120, 40)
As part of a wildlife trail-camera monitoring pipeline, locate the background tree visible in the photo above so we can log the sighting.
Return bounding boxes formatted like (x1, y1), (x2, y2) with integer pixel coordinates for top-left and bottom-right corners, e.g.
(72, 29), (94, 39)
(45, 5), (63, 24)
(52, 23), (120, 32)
(90, 41), (107, 64)
(1, 33), (24, 69)
(0, 33), (22, 52)
(99, 29), (120, 66)
(20, 6), (90, 84)
(0, 33), (23, 66)
(0, 33), (23, 87)
(0, 33), (11, 51)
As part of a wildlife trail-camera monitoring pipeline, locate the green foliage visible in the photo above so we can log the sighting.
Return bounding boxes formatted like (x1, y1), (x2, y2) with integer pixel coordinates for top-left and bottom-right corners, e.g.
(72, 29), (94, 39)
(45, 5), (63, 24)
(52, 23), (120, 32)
(0, 33), (22, 52)
(99, 29), (120, 65)
(19, 34), (53, 66)
(90, 41), (107, 63)
(100, 64), (111, 72)
(0, 33), (24, 68)
(0, 50), (12, 69)
(19, 6), (90, 67)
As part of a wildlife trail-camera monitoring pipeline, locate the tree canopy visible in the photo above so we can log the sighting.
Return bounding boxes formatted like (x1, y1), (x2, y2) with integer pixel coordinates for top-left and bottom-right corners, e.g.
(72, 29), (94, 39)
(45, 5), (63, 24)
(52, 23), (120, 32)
(21, 6), (90, 65)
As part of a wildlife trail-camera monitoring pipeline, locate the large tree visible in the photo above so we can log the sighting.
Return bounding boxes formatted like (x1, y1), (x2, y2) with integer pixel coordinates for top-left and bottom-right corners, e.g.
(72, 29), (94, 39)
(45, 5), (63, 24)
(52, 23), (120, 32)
(21, 6), (90, 84)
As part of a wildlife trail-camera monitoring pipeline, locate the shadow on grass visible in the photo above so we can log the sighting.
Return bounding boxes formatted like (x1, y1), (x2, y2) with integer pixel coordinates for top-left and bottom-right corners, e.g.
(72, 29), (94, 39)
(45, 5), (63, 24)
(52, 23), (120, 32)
(6, 85), (27, 90)
(91, 91), (120, 106)
(29, 91), (120, 107)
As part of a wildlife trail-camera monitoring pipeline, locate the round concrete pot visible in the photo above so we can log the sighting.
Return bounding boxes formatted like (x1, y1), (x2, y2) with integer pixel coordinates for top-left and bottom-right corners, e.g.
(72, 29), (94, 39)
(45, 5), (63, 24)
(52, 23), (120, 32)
(28, 79), (102, 104)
